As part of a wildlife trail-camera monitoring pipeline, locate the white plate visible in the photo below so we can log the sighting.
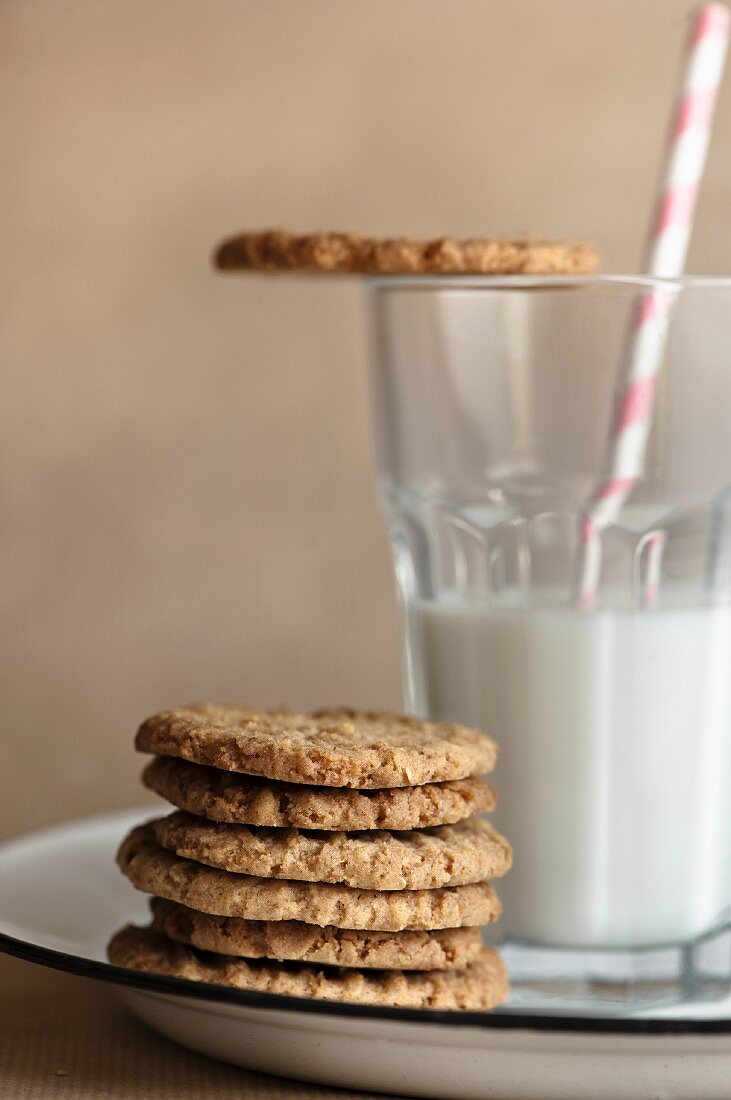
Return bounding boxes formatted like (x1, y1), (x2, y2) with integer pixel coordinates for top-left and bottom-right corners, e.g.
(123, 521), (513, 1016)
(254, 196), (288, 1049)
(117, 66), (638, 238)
(2, 809), (731, 1100)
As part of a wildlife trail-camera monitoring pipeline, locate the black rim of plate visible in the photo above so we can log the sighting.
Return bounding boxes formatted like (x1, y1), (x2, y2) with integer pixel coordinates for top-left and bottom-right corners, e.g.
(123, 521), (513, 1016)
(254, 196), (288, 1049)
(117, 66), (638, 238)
(3, 929), (731, 1035)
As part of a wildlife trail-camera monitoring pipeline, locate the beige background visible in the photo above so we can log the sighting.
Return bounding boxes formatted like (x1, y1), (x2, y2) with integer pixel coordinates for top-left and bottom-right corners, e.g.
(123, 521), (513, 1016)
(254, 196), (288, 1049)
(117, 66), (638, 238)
(3, 0), (731, 839)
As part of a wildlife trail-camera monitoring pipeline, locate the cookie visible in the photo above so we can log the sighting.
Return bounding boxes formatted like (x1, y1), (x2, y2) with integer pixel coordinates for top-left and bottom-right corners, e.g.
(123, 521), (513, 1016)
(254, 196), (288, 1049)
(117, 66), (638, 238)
(149, 898), (483, 971)
(142, 756), (496, 830)
(108, 925), (509, 1010)
(152, 811), (513, 890)
(214, 228), (599, 277)
(118, 826), (502, 931)
(135, 705), (497, 788)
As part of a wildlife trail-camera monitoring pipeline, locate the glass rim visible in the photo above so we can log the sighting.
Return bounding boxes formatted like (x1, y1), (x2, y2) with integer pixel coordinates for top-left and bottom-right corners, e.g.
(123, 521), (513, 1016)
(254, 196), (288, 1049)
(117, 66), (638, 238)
(364, 273), (731, 291)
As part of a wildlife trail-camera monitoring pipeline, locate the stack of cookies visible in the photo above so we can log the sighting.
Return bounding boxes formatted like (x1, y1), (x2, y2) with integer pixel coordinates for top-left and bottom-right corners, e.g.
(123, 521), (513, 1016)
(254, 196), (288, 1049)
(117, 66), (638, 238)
(108, 704), (512, 1010)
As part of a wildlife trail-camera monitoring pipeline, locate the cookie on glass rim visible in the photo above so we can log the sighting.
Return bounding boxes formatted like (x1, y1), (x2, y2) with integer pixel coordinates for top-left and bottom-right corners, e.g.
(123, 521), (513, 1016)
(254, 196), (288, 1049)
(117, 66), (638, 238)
(213, 227), (599, 276)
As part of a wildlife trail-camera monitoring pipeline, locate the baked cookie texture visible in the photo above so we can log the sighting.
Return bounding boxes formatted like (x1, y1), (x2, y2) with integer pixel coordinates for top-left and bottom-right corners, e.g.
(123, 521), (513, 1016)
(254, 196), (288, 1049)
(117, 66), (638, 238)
(142, 756), (496, 830)
(149, 898), (483, 971)
(113, 701), (511, 1010)
(135, 704), (498, 788)
(108, 925), (509, 1010)
(117, 825), (503, 931)
(214, 228), (599, 276)
(151, 810), (513, 890)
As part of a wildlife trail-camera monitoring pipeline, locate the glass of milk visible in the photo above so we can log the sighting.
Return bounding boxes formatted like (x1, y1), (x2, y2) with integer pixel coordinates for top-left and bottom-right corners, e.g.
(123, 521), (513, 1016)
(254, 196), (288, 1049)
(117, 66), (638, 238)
(366, 275), (731, 1011)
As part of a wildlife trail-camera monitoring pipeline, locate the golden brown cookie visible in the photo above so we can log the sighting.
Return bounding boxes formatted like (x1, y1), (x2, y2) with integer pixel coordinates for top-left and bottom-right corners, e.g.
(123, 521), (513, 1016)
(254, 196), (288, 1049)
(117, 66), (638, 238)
(135, 704), (497, 788)
(108, 924), (509, 1010)
(150, 898), (483, 971)
(142, 756), (496, 830)
(118, 825), (502, 931)
(152, 810), (512, 890)
(214, 228), (598, 277)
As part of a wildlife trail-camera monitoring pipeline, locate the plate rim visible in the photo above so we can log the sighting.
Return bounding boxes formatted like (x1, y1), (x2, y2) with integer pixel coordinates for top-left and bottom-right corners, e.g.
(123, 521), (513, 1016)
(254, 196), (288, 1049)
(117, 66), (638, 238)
(4, 810), (731, 1037)
(6, 928), (731, 1035)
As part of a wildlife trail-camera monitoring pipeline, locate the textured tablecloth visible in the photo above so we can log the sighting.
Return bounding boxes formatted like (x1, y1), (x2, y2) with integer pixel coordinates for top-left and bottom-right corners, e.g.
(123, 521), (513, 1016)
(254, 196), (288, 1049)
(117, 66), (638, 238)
(0, 953), (397, 1099)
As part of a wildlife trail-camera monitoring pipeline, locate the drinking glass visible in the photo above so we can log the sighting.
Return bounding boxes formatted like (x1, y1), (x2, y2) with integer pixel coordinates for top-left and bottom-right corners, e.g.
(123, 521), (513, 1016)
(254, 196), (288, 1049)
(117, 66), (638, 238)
(365, 275), (731, 1012)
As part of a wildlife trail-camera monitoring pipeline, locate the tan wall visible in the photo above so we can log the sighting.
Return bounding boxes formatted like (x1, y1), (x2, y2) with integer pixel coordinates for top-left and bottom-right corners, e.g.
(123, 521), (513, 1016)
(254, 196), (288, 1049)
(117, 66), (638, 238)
(2, 0), (730, 837)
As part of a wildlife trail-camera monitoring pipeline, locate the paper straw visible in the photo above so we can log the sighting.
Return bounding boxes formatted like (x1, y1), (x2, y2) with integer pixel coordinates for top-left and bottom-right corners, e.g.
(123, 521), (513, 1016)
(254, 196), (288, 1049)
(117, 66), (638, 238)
(577, 2), (730, 608)
(645, 2), (730, 277)
(708, 485), (731, 595)
(635, 529), (667, 608)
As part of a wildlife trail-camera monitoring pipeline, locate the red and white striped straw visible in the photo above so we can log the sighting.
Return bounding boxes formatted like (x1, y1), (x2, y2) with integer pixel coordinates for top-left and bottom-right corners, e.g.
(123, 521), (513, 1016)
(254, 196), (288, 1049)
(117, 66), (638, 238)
(646, 2), (730, 276)
(578, 2), (730, 608)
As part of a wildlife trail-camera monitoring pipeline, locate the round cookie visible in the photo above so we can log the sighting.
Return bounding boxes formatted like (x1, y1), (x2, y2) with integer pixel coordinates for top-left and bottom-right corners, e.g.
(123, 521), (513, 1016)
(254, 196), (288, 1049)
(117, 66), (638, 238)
(152, 810), (513, 891)
(117, 825), (502, 931)
(142, 756), (496, 830)
(135, 704), (498, 788)
(108, 924), (509, 1010)
(149, 898), (483, 971)
(214, 227), (599, 277)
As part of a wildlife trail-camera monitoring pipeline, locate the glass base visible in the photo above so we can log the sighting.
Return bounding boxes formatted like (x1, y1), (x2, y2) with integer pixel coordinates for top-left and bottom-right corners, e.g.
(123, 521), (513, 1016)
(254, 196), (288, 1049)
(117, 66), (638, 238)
(494, 921), (731, 1016)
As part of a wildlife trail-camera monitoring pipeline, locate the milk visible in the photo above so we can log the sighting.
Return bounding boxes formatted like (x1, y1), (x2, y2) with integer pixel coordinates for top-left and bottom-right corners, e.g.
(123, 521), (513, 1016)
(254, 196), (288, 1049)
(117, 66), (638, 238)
(417, 595), (731, 948)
